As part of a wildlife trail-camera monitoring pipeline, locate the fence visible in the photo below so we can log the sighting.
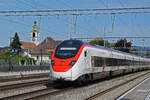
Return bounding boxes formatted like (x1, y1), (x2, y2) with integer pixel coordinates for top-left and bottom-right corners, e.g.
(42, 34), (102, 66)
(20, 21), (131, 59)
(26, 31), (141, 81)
(0, 59), (51, 72)
(0, 59), (51, 66)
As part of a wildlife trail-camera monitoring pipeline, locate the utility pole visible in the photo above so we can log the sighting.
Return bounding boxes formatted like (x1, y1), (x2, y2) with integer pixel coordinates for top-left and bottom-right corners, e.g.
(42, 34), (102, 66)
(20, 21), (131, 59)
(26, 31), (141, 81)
(70, 15), (72, 39)
(124, 38), (126, 49)
(104, 27), (106, 47)
(40, 47), (42, 65)
(142, 39), (145, 57)
(73, 15), (78, 34)
(9, 37), (14, 71)
(38, 16), (41, 43)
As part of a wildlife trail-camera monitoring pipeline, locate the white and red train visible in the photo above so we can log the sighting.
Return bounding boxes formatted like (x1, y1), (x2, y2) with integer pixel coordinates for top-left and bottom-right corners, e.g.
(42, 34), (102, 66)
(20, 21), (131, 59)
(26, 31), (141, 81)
(50, 40), (150, 83)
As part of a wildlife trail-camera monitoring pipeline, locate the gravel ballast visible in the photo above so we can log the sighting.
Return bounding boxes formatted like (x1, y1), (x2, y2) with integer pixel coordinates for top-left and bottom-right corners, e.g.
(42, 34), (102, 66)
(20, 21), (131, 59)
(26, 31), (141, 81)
(36, 71), (150, 100)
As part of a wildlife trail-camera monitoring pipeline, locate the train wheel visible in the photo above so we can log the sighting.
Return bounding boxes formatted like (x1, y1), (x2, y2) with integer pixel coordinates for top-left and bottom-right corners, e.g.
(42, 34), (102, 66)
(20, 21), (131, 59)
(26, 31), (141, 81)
(109, 71), (112, 77)
(85, 75), (90, 85)
(89, 74), (93, 83)
(76, 75), (89, 86)
(52, 81), (61, 88)
(76, 76), (85, 86)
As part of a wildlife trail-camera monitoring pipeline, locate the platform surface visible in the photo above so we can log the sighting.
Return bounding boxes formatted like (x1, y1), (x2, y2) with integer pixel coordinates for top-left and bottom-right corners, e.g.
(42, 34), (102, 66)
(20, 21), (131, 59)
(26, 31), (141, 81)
(117, 77), (150, 100)
(0, 70), (49, 79)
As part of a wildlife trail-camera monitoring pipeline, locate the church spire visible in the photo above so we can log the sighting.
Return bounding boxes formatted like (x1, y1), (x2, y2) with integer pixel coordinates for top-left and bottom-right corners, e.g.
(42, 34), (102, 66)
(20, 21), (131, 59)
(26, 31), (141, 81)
(31, 20), (40, 45)
(32, 21), (39, 32)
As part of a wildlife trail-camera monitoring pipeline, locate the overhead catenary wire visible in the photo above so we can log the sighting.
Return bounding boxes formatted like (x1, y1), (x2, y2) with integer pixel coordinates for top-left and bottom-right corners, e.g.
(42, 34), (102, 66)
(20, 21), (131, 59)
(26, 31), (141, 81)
(1, 7), (150, 16)
(97, 0), (146, 42)
(22, 0), (52, 9)
(118, 0), (125, 7)
(2, 1), (150, 50)
(56, 0), (73, 9)
(2, 6), (150, 38)
(56, 0), (94, 38)
(98, 0), (109, 8)
(2, 5), (150, 40)
(97, 0), (128, 34)
(1, 11), (150, 16)
(22, 0), (68, 38)
(1, 6), (150, 13)
(0, 17), (68, 39)
(0, 7), (150, 16)
(15, 0), (37, 9)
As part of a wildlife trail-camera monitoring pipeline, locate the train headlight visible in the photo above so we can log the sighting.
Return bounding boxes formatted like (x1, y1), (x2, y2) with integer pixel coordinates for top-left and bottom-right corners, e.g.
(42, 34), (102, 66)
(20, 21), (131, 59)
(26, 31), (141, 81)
(69, 60), (76, 66)
(51, 60), (55, 66)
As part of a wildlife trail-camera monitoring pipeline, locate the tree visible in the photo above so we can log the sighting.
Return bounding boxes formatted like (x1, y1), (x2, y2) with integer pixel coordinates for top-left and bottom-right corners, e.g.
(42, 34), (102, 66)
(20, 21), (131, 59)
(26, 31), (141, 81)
(146, 49), (150, 58)
(130, 48), (138, 55)
(89, 39), (110, 48)
(10, 32), (22, 54)
(114, 38), (132, 53)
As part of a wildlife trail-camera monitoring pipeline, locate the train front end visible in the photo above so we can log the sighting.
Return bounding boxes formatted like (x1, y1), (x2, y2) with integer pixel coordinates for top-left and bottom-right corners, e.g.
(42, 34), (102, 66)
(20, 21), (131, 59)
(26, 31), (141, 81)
(50, 40), (84, 81)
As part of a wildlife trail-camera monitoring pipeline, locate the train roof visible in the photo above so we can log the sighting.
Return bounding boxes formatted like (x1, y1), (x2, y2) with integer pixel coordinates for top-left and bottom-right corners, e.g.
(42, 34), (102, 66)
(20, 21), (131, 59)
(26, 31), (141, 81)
(68, 39), (150, 61)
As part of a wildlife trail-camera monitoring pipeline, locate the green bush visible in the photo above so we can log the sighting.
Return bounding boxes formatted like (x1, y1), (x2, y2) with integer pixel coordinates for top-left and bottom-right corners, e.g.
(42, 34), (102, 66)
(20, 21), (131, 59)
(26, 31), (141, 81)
(0, 49), (35, 66)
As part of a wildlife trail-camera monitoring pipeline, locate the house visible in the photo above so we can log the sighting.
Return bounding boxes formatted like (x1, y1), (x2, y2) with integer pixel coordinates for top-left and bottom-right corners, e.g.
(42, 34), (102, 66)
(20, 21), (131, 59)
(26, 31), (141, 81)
(30, 37), (61, 63)
(20, 21), (61, 63)
(21, 41), (36, 57)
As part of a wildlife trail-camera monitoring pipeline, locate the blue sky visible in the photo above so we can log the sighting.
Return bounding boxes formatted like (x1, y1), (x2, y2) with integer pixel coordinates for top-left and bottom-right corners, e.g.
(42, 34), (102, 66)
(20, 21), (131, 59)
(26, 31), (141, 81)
(0, 0), (150, 47)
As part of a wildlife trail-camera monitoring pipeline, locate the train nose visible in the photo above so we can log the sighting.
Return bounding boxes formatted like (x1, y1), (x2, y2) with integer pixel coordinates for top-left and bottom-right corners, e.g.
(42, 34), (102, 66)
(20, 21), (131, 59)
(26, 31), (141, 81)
(51, 69), (73, 81)
(52, 59), (76, 72)
(52, 65), (72, 72)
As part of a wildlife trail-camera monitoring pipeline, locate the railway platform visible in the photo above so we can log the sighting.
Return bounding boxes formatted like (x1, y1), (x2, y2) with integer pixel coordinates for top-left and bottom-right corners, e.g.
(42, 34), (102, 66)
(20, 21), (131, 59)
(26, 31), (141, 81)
(117, 76), (150, 100)
(0, 70), (49, 80)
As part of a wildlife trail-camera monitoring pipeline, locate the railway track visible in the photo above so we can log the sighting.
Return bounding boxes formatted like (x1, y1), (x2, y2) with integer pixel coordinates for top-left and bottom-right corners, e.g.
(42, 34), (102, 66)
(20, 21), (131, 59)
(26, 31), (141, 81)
(0, 78), (51, 91)
(1, 71), (150, 100)
(0, 74), (72, 100)
(1, 84), (72, 100)
(0, 76), (52, 100)
(85, 71), (150, 100)
(1, 87), (58, 100)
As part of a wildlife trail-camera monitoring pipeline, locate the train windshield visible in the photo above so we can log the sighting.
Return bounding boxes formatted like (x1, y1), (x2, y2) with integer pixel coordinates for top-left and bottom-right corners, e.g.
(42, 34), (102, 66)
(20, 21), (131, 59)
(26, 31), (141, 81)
(55, 40), (83, 59)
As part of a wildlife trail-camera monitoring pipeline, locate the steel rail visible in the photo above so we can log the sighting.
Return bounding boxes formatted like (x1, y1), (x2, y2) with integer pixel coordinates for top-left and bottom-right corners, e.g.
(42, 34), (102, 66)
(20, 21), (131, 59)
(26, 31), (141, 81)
(1, 86), (72, 100)
(0, 79), (51, 91)
(85, 71), (150, 100)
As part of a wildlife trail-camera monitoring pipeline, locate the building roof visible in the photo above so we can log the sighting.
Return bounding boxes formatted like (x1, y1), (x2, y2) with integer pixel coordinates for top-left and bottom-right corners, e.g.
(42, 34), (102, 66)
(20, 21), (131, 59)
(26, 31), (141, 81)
(30, 37), (61, 55)
(21, 41), (36, 50)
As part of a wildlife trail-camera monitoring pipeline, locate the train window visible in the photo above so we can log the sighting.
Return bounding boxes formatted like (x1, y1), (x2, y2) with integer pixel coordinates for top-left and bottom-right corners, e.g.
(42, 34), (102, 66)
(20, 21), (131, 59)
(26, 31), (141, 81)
(106, 58), (113, 66)
(111, 58), (129, 66)
(54, 40), (83, 59)
(84, 51), (87, 57)
(112, 58), (118, 66)
(91, 56), (146, 67)
(91, 56), (104, 67)
(127, 60), (131, 66)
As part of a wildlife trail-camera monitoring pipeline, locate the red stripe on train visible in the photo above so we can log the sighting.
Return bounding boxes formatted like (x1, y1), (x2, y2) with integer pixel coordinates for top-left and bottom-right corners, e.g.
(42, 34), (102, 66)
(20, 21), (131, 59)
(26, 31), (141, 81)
(51, 44), (86, 72)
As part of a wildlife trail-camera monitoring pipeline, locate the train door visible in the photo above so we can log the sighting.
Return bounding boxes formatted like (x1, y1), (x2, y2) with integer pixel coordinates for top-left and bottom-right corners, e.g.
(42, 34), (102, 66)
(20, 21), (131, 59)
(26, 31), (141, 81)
(84, 50), (90, 69)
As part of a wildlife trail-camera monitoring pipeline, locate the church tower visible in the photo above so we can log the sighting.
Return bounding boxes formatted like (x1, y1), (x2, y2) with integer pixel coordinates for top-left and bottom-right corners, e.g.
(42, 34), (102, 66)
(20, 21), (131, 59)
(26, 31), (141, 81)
(31, 21), (40, 45)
